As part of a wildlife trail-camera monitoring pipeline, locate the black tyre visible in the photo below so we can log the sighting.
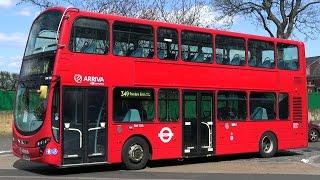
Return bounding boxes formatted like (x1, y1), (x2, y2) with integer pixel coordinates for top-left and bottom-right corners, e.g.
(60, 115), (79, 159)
(122, 136), (150, 170)
(309, 129), (319, 142)
(259, 132), (277, 158)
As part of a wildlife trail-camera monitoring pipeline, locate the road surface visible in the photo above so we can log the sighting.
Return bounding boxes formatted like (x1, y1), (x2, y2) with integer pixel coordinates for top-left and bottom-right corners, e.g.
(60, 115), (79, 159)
(0, 135), (319, 179)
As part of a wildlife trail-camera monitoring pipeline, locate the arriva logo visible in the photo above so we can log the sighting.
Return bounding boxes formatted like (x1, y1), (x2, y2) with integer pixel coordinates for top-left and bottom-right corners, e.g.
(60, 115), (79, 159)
(74, 74), (105, 85)
(74, 74), (83, 83)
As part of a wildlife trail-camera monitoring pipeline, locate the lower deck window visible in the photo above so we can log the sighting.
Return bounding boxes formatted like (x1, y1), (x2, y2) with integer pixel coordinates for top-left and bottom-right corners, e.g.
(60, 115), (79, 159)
(217, 91), (247, 120)
(250, 92), (276, 120)
(158, 89), (179, 122)
(113, 88), (154, 122)
(279, 93), (289, 119)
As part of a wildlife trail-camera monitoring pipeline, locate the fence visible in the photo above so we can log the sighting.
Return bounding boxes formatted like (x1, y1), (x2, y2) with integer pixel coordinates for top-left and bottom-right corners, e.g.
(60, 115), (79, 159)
(0, 91), (320, 111)
(308, 92), (320, 121)
(0, 90), (15, 111)
(308, 92), (320, 110)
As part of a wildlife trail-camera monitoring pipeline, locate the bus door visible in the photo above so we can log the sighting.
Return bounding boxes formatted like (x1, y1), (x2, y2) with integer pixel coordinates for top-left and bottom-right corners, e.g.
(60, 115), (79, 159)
(62, 88), (107, 165)
(183, 91), (215, 157)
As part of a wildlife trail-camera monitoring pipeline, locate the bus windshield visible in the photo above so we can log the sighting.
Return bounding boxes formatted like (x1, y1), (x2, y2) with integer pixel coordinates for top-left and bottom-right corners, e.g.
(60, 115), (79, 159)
(24, 10), (62, 57)
(14, 84), (48, 133)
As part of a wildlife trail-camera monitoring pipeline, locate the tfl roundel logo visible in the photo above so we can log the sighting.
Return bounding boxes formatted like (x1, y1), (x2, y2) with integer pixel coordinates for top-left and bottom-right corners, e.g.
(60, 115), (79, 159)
(74, 74), (82, 84)
(158, 127), (174, 143)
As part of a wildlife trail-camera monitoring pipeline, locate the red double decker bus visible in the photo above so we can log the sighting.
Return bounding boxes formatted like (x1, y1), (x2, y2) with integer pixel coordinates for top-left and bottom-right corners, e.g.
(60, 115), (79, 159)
(12, 7), (308, 169)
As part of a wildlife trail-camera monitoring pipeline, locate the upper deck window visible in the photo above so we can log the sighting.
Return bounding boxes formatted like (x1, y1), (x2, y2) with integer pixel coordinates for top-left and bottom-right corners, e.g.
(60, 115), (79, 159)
(70, 18), (109, 54)
(24, 10), (62, 57)
(216, 36), (245, 66)
(182, 31), (213, 63)
(157, 28), (178, 60)
(277, 44), (299, 70)
(248, 40), (275, 69)
(113, 22), (154, 58)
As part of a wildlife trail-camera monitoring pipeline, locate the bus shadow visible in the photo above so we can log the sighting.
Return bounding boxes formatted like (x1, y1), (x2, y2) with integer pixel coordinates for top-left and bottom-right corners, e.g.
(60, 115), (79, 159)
(148, 151), (303, 168)
(13, 160), (123, 176)
(13, 151), (303, 175)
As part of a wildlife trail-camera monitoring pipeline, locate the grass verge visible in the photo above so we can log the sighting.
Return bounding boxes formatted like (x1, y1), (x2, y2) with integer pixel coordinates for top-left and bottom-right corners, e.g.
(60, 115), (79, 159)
(0, 111), (12, 136)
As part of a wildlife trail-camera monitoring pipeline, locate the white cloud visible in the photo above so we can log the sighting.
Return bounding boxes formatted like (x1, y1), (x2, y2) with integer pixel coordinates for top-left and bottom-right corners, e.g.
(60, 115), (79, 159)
(0, 32), (26, 42)
(17, 8), (32, 16)
(0, 56), (22, 73)
(8, 61), (21, 68)
(0, 59), (3, 66)
(0, 32), (27, 48)
(145, 4), (235, 29)
(197, 5), (235, 28)
(33, 11), (41, 18)
(0, 0), (16, 8)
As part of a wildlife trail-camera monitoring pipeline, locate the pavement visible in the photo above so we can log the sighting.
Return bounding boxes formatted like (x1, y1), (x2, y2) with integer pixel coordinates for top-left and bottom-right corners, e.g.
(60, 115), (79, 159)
(0, 135), (320, 179)
(0, 169), (319, 180)
(0, 135), (11, 153)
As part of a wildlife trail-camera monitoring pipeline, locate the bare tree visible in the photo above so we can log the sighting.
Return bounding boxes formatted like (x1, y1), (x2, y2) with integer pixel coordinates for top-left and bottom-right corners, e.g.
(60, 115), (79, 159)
(153, 0), (211, 26)
(18, 0), (213, 26)
(212, 0), (320, 39)
(18, 0), (57, 9)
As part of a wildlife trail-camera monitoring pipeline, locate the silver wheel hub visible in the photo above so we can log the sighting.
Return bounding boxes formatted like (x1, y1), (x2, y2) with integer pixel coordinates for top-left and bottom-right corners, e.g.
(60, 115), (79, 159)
(310, 131), (318, 141)
(128, 144), (144, 163)
(262, 136), (273, 153)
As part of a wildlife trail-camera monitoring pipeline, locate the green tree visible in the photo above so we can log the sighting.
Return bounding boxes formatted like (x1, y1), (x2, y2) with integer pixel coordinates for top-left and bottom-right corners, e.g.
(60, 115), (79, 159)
(0, 71), (19, 91)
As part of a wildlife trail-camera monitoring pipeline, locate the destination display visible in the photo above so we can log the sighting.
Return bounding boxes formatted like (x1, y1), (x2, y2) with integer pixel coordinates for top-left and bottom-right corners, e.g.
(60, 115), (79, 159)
(120, 89), (152, 98)
(20, 58), (53, 77)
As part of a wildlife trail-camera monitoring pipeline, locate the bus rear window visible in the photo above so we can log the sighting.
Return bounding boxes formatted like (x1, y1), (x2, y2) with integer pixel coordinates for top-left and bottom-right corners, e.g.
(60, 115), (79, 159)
(277, 44), (299, 70)
(113, 88), (154, 122)
(248, 40), (275, 68)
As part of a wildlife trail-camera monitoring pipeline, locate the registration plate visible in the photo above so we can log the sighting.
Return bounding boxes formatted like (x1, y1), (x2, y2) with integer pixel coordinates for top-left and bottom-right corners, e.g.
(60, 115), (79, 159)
(22, 154), (30, 161)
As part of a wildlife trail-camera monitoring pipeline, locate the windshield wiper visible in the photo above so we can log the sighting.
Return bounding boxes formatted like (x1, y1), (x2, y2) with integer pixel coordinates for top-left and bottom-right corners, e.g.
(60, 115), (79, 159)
(33, 43), (57, 54)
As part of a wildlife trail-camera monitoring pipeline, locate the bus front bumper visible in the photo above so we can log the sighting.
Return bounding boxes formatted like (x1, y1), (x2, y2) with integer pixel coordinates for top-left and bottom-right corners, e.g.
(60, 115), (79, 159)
(12, 141), (61, 167)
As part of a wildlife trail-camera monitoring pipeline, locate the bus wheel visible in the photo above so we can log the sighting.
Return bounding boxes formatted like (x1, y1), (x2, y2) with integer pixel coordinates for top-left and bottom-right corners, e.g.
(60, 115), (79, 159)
(259, 132), (277, 158)
(309, 129), (319, 142)
(122, 136), (150, 170)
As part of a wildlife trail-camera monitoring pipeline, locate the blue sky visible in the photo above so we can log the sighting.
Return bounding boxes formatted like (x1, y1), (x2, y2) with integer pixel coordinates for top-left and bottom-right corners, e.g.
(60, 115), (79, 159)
(0, 0), (319, 73)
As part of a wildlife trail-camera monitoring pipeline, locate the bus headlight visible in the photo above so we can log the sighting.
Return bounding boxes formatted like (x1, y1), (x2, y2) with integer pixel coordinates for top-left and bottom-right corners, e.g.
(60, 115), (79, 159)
(37, 138), (50, 147)
(37, 138), (50, 155)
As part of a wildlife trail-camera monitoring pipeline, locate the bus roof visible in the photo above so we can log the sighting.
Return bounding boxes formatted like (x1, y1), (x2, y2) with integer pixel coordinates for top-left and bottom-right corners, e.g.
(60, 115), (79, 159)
(46, 6), (304, 46)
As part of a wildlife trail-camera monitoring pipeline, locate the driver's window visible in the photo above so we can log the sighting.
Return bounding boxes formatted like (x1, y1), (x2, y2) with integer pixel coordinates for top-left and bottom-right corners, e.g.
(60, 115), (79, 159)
(215, 35), (245, 66)
(248, 40), (275, 68)
(69, 18), (109, 55)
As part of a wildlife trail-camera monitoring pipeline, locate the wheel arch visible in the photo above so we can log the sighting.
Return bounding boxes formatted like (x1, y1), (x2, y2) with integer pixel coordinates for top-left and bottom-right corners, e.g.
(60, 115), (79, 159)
(312, 128), (320, 135)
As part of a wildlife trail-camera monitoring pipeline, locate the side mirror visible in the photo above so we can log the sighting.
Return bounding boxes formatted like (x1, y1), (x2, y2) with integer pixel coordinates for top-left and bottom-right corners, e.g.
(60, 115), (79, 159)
(37, 85), (48, 99)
